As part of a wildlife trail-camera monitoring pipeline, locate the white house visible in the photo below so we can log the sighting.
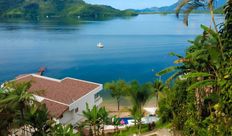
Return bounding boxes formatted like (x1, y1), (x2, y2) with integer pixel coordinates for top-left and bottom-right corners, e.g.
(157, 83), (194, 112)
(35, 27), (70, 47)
(15, 74), (103, 125)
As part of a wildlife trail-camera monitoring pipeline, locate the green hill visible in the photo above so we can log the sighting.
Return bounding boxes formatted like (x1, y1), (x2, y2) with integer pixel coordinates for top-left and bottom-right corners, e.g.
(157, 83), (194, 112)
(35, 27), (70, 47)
(214, 6), (224, 14)
(0, 0), (137, 20)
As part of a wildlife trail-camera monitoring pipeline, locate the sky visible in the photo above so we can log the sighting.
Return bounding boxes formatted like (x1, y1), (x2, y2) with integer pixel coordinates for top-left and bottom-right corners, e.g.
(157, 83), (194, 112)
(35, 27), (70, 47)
(84, 0), (178, 10)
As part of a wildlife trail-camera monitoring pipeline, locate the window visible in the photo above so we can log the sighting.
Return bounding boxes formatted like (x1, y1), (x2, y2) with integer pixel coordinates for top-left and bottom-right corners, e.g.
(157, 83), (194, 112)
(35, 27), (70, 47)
(94, 92), (100, 99)
(60, 114), (63, 118)
(75, 107), (79, 113)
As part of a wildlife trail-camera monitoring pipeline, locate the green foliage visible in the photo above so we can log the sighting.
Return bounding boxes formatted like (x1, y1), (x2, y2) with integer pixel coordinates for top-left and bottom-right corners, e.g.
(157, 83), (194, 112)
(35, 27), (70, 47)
(104, 80), (129, 111)
(214, 6), (224, 14)
(113, 125), (149, 136)
(0, 0), (137, 20)
(25, 103), (53, 135)
(82, 103), (110, 136)
(157, 1), (232, 135)
(51, 124), (78, 136)
(128, 81), (153, 134)
(0, 81), (78, 135)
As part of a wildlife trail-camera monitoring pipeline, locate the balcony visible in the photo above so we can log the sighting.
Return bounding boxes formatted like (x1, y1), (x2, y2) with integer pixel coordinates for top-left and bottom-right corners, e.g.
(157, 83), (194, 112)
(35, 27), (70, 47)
(95, 96), (103, 106)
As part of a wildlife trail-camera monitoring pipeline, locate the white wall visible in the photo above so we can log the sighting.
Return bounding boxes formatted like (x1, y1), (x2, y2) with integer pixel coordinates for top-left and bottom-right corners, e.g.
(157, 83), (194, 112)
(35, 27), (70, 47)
(59, 110), (74, 124)
(59, 85), (103, 125)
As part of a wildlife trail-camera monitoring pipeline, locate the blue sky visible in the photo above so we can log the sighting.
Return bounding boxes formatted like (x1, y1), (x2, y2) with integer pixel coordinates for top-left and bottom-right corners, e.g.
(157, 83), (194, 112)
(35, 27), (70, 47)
(85, 0), (178, 10)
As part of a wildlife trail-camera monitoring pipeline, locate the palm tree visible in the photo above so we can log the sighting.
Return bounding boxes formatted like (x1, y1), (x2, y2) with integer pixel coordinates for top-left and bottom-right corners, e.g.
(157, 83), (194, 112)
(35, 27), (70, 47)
(153, 80), (165, 107)
(176, 0), (225, 57)
(104, 80), (129, 112)
(0, 81), (35, 134)
(83, 103), (100, 136)
(25, 103), (52, 135)
(157, 1), (232, 134)
(128, 105), (140, 127)
(129, 81), (153, 134)
(98, 107), (109, 136)
(176, 0), (218, 32)
(1, 81), (34, 122)
(0, 90), (17, 136)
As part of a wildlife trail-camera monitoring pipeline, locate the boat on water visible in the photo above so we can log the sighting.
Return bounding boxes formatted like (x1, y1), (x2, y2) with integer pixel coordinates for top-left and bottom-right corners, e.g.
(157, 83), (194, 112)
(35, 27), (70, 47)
(97, 42), (104, 48)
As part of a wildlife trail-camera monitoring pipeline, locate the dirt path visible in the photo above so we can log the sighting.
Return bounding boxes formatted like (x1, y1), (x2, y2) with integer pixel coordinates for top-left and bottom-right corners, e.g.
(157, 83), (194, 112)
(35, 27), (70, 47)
(141, 128), (172, 136)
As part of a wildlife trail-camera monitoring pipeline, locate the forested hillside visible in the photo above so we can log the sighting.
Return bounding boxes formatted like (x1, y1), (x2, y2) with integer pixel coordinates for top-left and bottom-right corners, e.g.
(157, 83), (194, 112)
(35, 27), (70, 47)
(135, 0), (226, 13)
(0, 0), (137, 20)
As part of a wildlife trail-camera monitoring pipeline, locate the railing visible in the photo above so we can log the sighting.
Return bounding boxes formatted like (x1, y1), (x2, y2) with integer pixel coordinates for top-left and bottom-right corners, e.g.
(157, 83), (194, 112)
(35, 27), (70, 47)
(95, 96), (103, 105)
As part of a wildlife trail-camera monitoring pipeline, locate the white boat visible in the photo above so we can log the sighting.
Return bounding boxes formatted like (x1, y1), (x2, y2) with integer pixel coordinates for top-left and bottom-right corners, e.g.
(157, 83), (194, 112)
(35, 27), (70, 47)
(97, 42), (104, 48)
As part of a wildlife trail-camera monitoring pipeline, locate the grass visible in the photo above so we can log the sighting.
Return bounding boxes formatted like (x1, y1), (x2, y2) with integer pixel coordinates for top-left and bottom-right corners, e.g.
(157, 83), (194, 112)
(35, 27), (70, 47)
(108, 122), (171, 136)
(155, 121), (172, 129)
(111, 125), (150, 136)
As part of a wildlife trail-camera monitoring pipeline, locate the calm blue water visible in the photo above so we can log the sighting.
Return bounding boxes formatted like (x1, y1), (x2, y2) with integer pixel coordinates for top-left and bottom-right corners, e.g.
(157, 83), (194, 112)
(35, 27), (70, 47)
(0, 14), (224, 84)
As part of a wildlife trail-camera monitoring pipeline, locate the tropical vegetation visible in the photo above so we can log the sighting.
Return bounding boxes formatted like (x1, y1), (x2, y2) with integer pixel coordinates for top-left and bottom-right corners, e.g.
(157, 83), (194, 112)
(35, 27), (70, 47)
(157, 0), (232, 135)
(104, 80), (129, 111)
(128, 81), (153, 134)
(105, 80), (158, 135)
(0, 0), (137, 20)
(0, 81), (78, 136)
(1, 0), (231, 136)
(82, 103), (109, 136)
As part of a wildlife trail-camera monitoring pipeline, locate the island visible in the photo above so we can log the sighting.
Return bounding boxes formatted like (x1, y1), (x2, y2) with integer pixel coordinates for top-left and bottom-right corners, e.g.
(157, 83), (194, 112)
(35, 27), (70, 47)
(0, 0), (137, 20)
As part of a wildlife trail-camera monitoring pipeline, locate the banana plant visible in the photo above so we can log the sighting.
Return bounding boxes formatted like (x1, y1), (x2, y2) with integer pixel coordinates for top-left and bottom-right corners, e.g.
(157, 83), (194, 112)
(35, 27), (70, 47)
(52, 124), (77, 136)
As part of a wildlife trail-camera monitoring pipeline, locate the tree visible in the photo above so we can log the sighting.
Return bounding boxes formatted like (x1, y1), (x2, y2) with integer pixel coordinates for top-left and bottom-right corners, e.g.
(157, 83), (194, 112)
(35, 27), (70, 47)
(51, 124), (78, 136)
(0, 88), (17, 135)
(0, 81), (35, 135)
(129, 81), (153, 134)
(104, 80), (129, 112)
(25, 103), (53, 135)
(1, 82), (34, 122)
(128, 105), (140, 127)
(98, 107), (109, 136)
(82, 103), (109, 136)
(157, 0), (232, 135)
(153, 80), (165, 107)
(0, 81), (80, 135)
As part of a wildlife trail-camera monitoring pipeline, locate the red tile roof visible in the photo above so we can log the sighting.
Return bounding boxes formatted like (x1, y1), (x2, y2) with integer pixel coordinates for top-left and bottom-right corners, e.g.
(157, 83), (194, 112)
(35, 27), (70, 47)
(15, 74), (101, 118)
(42, 99), (68, 118)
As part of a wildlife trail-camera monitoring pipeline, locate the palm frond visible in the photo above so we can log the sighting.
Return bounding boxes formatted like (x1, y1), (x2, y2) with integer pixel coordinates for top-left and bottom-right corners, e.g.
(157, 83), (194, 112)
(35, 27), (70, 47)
(166, 71), (183, 85)
(201, 24), (219, 40)
(169, 52), (184, 58)
(188, 79), (216, 91)
(176, 0), (208, 26)
(183, 5), (196, 26)
(176, 0), (190, 18)
(183, 72), (213, 79)
(156, 66), (180, 76)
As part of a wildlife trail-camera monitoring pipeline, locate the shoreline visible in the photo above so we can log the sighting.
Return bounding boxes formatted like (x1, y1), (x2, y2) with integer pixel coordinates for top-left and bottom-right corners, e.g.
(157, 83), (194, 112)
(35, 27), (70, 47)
(100, 96), (157, 117)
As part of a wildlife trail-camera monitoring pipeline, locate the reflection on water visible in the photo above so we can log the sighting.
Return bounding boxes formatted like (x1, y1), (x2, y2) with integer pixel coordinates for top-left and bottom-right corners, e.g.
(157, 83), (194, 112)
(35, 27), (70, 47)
(0, 14), (224, 87)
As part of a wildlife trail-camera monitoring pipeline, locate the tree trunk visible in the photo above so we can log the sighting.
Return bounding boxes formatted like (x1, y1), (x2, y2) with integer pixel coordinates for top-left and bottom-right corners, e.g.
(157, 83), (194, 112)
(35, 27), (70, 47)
(102, 124), (105, 136)
(93, 125), (97, 136)
(19, 102), (25, 121)
(208, 0), (218, 32)
(156, 92), (159, 107)
(138, 106), (142, 135)
(209, 0), (224, 59)
(117, 99), (120, 111)
(195, 89), (204, 116)
(138, 121), (141, 136)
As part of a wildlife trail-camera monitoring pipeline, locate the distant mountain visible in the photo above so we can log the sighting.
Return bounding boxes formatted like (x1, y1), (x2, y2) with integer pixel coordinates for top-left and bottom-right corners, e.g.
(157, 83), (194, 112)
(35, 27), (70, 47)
(135, 0), (227, 13)
(0, 0), (137, 20)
